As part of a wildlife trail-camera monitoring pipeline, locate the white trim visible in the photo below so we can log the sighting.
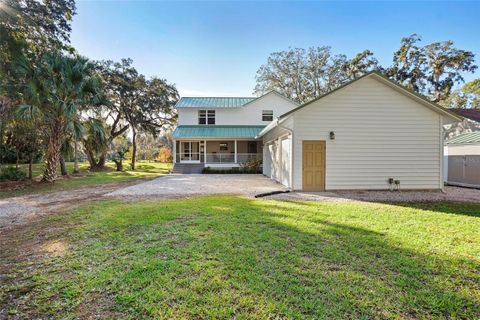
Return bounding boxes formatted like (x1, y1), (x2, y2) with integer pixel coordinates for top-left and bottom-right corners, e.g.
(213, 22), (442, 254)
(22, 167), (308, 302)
(439, 115), (444, 191)
(173, 140), (176, 164)
(204, 140), (207, 163)
(234, 140), (237, 163)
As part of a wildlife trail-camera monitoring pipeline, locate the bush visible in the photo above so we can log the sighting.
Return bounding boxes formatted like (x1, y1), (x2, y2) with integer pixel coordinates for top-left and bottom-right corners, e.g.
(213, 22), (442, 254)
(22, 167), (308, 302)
(0, 166), (27, 181)
(239, 159), (262, 171)
(156, 146), (172, 163)
(202, 166), (261, 174)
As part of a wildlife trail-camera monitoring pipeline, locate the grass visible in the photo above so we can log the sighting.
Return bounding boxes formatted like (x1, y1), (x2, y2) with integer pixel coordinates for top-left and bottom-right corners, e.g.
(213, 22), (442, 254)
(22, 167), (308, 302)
(1, 196), (479, 319)
(0, 161), (171, 198)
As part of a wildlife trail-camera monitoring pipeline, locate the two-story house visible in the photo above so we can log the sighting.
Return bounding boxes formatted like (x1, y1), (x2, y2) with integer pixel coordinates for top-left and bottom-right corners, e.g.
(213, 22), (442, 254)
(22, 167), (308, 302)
(173, 72), (462, 191)
(172, 91), (298, 173)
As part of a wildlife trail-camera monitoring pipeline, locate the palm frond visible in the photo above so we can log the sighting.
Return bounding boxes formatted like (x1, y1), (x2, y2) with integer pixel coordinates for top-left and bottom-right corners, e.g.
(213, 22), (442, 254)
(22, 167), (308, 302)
(15, 104), (42, 121)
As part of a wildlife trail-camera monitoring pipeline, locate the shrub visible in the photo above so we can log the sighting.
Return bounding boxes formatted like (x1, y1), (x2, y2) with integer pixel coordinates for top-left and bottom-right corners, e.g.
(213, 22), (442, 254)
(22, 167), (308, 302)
(202, 166), (261, 174)
(156, 146), (172, 163)
(0, 166), (27, 181)
(240, 159), (262, 171)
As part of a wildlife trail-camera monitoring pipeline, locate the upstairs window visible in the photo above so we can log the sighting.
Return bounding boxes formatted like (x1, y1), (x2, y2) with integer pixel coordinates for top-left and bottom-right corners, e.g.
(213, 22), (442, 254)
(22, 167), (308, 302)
(262, 110), (273, 121)
(199, 110), (215, 125)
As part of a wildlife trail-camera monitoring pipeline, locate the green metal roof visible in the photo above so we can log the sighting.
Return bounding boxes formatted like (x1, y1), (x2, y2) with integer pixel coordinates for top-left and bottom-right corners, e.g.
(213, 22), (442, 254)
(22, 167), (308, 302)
(173, 125), (265, 138)
(175, 97), (256, 108)
(446, 132), (480, 145)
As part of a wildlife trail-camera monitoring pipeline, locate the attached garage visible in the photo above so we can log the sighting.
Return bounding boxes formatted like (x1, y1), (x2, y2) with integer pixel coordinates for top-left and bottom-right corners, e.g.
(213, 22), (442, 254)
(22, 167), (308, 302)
(257, 72), (462, 191)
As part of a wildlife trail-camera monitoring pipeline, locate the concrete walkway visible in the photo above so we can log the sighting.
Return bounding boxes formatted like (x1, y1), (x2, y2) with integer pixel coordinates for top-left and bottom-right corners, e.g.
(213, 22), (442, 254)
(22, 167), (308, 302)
(107, 174), (287, 198)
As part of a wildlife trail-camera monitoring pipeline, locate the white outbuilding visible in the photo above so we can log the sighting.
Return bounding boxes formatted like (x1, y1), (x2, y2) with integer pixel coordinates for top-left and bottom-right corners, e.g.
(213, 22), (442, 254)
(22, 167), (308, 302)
(257, 72), (462, 191)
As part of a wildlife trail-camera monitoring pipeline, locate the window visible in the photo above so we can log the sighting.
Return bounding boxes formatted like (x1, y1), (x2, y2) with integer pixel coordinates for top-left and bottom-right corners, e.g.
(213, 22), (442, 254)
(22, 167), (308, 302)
(198, 110), (215, 125)
(262, 110), (273, 121)
(219, 143), (228, 151)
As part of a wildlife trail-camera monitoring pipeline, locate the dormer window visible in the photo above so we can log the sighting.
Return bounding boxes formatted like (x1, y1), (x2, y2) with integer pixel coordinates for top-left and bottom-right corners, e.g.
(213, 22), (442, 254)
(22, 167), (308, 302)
(199, 110), (215, 125)
(262, 110), (273, 121)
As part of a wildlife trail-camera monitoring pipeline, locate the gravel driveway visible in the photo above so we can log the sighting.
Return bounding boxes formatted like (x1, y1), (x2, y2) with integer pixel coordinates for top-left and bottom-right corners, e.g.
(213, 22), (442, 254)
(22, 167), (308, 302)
(108, 174), (480, 203)
(107, 174), (287, 198)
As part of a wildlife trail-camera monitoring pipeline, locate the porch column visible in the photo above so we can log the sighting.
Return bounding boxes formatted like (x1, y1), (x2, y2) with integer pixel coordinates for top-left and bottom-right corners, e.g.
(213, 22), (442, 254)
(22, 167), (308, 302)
(234, 140), (237, 163)
(204, 140), (207, 163)
(173, 140), (176, 164)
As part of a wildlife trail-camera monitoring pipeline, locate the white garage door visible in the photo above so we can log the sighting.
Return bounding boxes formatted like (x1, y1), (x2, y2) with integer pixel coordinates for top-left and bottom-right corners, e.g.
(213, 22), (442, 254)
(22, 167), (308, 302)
(269, 140), (280, 182)
(280, 137), (291, 187)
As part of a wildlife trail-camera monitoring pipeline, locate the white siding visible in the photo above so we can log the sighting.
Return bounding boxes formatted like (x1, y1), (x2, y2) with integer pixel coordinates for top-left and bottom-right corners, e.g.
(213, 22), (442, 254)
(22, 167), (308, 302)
(177, 92), (297, 126)
(291, 77), (443, 190)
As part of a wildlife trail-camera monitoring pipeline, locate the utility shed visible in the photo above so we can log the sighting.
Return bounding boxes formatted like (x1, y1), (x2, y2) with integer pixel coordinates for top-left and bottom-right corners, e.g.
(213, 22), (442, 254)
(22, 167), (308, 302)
(257, 72), (462, 191)
(444, 131), (480, 188)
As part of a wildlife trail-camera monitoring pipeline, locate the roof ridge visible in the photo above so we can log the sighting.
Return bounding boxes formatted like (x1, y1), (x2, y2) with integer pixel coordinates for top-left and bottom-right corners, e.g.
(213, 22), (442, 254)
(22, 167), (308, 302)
(179, 96), (255, 99)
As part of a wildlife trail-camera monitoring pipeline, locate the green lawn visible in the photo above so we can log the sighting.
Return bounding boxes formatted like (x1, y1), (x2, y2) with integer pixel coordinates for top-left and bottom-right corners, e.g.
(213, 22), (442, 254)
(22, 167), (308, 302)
(2, 196), (479, 319)
(0, 161), (171, 198)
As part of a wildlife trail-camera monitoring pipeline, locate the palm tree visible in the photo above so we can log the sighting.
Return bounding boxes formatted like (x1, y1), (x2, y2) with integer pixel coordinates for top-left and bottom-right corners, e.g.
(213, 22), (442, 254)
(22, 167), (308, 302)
(17, 51), (102, 182)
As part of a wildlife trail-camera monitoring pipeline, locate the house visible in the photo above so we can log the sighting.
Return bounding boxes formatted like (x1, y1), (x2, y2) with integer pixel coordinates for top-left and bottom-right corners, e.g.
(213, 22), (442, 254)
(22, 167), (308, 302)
(444, 131), (480, 188)
(257, 72), (462, 191)
(173, 72), (462, 190)
(172, 91), (298, 173)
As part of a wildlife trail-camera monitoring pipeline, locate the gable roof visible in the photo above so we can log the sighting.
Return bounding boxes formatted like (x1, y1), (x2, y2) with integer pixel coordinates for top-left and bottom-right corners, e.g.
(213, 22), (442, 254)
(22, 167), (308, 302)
(446, 131), (480, 145)
(175, 91), (298, 109)
(278, 71), (463, 122)
(175, 97), (255, 108)
(449, 108), (480, 123)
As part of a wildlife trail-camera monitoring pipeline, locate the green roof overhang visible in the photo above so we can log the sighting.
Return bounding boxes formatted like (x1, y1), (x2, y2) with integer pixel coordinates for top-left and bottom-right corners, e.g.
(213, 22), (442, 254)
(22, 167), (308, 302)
(446, 132), (480, 145)
(173, 125), (265, 139)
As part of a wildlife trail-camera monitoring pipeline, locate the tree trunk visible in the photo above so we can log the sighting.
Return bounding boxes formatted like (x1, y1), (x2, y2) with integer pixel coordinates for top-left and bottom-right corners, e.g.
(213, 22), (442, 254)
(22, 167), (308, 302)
(73, 140), (79, 174)
(113, 159), (123, 171)
(15, 150), (19, 169)
(28, 156), (33, 180)
(83, 142), (106, 171)
(42, 119), (64, 183)
(60, 156), (67, 176)
(131, 128), (137, 171)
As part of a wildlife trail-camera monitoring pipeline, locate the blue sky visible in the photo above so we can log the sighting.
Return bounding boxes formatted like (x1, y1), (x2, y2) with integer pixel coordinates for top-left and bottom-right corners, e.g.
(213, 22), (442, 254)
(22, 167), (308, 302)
(71, 1), (480, 97)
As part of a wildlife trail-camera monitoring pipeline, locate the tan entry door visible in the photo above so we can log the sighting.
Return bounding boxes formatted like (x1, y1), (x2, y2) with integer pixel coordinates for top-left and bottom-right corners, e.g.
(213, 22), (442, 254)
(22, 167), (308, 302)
(303, 141), (326, 191)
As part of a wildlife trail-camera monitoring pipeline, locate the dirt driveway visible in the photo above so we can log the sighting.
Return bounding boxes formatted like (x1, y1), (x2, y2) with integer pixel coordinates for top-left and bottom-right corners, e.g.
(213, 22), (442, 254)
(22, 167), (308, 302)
(0, 182), (138, 228)
(0, 175), (286, 228)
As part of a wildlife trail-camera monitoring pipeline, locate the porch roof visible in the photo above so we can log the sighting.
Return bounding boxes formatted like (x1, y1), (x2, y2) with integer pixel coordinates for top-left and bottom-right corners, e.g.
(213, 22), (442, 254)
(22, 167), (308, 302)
(446, 132), (480, 145)
(173, 125), (265, 139)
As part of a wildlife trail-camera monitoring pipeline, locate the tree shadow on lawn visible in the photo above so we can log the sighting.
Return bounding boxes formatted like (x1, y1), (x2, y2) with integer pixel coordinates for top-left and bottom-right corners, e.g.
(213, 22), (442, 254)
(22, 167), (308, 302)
(6, 196), (479, 319)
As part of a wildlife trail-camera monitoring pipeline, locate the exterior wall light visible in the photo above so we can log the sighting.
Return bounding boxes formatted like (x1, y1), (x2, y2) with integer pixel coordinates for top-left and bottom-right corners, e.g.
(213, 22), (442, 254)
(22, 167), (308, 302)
(329, 131), (335, 140)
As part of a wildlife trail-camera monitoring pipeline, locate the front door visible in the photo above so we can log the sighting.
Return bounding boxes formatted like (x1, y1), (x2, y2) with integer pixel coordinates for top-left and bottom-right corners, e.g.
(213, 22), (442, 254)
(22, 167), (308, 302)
(180, 141), (200, 163)
(302, 141), (326, 191)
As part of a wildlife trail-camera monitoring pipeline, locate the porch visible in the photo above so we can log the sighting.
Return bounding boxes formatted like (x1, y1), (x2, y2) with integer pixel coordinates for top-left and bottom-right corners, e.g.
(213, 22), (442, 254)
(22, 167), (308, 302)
(174, 140), (263, 166)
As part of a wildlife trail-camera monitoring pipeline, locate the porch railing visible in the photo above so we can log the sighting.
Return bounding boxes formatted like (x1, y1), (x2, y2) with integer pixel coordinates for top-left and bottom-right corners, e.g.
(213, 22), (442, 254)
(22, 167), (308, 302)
(206, 153), (262, 164)
(175, 152), (262, 163)
(178, 152), (200, 161)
